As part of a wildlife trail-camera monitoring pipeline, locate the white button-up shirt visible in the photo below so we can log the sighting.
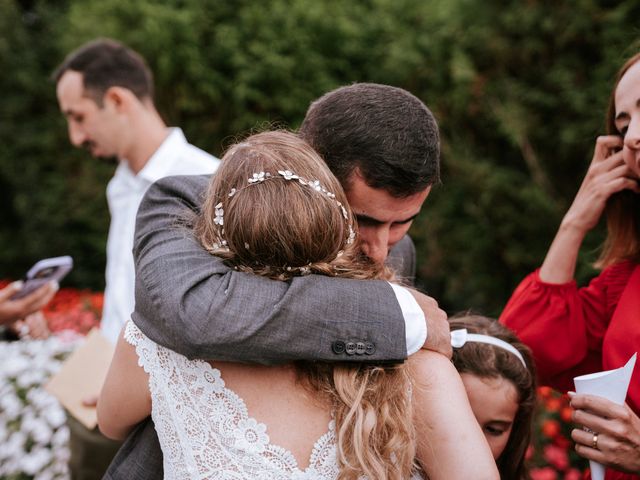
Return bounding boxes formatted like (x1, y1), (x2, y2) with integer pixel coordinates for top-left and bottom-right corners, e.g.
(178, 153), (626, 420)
(101, 128), (220, 343)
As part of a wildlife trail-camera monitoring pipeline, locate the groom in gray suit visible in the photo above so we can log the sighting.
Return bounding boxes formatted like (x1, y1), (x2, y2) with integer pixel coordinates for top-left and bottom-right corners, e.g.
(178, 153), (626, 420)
(105, 83), (448, 478)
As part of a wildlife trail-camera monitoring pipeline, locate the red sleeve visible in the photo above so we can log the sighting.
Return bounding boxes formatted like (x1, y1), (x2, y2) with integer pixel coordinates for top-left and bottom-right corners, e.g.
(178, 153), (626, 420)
(499, 263), (632, 392)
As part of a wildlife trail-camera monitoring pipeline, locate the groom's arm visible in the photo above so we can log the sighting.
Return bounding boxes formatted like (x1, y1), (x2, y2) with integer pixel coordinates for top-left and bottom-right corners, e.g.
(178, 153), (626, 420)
(132, 175), (438, 364)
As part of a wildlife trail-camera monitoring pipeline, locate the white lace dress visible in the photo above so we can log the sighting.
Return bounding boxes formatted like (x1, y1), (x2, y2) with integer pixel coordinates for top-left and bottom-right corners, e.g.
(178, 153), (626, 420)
(124, 321), (340, 479)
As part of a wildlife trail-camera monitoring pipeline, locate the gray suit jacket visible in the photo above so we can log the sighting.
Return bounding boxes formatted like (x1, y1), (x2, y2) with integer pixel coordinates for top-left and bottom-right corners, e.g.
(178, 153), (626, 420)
(105, 174), (416, 479)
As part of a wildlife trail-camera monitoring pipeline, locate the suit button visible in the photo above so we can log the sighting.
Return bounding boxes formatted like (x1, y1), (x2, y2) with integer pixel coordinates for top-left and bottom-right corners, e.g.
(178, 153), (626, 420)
(332, 341), (346, 354)
(365, 342), (375, 355)
(355, 342), (366, 355)
(345, 342), (357, 355)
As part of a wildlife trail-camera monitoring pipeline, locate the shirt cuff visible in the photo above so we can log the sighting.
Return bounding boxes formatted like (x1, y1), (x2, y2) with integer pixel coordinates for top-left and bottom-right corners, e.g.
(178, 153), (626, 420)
(388, 283), (427, 355)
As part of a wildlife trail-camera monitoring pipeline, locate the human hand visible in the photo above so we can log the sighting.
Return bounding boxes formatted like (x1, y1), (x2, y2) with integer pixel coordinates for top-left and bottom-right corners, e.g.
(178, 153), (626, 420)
(562, 135), (640, 235)
(410, 290), (451, 358)
(0, 281), (58, 325)
(9, 311), (51, 340)
(82, 394), (99, 408)
(570, 393), (640, 474)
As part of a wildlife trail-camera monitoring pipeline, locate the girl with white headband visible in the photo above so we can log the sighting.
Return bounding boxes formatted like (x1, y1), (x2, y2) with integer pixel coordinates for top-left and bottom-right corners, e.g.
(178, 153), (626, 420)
(449, 314), (537, 480)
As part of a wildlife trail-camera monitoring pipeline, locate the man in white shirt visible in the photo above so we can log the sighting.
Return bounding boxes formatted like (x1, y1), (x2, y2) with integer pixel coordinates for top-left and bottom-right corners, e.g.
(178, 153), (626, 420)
(53, 38), (219, 479)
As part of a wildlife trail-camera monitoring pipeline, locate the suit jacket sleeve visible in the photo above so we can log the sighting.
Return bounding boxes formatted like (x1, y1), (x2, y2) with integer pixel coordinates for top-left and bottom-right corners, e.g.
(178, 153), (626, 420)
(131, 174), (407, 364)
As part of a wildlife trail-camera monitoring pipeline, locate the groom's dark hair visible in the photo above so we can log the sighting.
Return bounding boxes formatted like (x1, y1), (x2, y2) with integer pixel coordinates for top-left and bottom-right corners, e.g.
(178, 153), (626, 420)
(299, 83), (440, 198)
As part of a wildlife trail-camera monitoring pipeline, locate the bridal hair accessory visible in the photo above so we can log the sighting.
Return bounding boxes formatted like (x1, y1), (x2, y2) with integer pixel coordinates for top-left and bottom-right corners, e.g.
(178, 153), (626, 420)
(450, 329), (527, 368)
(212, 169), (356, 253)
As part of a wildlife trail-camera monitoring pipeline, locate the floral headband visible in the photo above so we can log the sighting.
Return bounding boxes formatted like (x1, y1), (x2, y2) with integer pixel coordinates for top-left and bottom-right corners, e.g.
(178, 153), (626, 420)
(450, 328), (527, 368)
(211, 170), (356, 265)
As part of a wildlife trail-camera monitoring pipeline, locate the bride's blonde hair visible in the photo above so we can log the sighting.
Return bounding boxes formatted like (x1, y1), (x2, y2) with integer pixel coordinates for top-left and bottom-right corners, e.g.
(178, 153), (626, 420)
(195, 130), (416, 479)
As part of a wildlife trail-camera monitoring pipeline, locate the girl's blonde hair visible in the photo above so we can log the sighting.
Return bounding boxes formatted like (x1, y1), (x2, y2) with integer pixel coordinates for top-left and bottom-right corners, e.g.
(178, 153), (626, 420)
(194, 130), (415, 479)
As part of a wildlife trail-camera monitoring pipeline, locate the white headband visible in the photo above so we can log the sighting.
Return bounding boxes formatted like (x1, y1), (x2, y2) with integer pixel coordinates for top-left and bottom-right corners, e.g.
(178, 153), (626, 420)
(450, 329), (527, 368)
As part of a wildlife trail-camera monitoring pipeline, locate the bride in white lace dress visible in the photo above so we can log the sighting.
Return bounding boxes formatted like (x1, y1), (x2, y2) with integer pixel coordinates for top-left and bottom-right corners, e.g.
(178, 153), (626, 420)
(98, 131), (498, 480)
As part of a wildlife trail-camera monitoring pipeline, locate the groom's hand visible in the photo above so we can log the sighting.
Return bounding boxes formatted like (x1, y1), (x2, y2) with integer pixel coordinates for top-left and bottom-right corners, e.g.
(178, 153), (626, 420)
(410, 291), (451, 358)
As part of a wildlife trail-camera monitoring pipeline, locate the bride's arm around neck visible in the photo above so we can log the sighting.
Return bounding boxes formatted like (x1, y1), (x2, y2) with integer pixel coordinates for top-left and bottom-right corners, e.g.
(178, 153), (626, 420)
(409, 350), (500, 480)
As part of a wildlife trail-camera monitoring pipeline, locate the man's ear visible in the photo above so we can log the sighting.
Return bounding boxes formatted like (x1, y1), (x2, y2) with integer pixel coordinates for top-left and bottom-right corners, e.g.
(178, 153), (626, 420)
(103, 86), (135, 112)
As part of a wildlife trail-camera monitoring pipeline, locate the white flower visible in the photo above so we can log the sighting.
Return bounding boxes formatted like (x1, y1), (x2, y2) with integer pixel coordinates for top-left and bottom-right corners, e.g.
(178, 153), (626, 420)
(30, 419), (53, 444)
(248, 171), (266, 183)
(277, 170), (298, 180)
(17, 369), (46, 388)
(347, 226), (356, 245)
(0, 335), (74, 478)
(234, 418), (269, 453)
(51, 425), (70, 447)
(3, 356), (30, 377)
(43, 406), (66, 429)
(0, 393), (22, 419)
(19, 447), (52, 475)
(214, 202), (224, 226)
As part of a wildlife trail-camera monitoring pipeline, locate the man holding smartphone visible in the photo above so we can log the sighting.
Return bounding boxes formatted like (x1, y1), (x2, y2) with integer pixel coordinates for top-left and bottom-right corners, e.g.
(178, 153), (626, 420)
(53, 38), (220, 479)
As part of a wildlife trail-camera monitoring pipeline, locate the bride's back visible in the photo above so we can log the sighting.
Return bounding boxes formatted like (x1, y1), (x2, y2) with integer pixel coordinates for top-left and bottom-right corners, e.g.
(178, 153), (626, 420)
(212, 361), (333, 468)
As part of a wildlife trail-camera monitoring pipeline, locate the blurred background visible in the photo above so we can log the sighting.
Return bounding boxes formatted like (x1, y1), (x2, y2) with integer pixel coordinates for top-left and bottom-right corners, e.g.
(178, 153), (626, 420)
(2, 0), (640, 317)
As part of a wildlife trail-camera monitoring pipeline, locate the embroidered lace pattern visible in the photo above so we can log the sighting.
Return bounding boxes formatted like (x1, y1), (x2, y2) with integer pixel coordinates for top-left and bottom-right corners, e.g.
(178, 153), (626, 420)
(124, 321), (340, 480)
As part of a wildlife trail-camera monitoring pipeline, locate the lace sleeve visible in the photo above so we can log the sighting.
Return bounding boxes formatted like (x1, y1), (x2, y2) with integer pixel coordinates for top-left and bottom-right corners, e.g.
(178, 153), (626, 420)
(124, 320), (160, 376)
(124, 320), (143, 347)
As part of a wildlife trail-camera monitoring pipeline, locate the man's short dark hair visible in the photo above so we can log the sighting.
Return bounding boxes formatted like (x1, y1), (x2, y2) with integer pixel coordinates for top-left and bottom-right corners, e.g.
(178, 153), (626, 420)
(53, 38), (154, 105)
(299, 83), (440, 197)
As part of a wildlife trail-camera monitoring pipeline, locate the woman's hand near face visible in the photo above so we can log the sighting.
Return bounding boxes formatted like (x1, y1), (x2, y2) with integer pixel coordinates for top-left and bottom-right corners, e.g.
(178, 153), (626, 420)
(539, 135), (638, 284)
(562, 136), (637, 234)
(570, 393), (640, 474)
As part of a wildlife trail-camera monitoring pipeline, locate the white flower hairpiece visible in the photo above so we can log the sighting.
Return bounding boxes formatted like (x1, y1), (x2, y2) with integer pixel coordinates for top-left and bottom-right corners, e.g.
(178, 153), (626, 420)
(212, 169), (356, 258)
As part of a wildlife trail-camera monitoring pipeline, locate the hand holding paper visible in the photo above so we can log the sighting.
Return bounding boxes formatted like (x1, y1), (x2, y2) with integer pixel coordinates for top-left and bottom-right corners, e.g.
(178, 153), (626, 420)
(571, 354), (640, 479)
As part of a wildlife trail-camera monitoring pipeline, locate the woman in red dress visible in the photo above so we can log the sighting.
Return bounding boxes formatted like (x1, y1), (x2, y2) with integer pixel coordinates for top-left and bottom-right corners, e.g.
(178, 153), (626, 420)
(501, 53), (640, 479)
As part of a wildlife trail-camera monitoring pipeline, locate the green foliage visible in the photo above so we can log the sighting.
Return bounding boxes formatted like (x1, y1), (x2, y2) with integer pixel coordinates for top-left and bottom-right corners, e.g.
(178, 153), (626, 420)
(0, 0), (637, 312)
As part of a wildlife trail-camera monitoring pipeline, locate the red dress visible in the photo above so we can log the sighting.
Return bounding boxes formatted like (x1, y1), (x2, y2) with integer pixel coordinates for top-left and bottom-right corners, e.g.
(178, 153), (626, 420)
(500, 260), (640, 480)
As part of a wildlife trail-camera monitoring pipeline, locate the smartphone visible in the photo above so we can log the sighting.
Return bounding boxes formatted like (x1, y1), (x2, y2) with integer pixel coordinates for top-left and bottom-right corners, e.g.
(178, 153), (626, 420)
(10, 256), (73, 300)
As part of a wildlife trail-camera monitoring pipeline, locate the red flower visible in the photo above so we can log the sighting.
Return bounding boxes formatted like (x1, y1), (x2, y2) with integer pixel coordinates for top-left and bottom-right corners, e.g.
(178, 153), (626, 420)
(561, 405), (574, 422)
(554, 434), (571, 450)
(530, 467), (558, 480)
(564, 469), (583, 480)
(538, 386), (554, 399)
(543, 444), (569, 471)
(545, 396), (563, 412)
(542, 419), (561, 439)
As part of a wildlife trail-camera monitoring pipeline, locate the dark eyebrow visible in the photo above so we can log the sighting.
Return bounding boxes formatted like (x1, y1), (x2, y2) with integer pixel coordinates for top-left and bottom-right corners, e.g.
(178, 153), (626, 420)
(355, 212), (420, 225)
(616, 98), (640, 122)
(615, 111), (629, 122)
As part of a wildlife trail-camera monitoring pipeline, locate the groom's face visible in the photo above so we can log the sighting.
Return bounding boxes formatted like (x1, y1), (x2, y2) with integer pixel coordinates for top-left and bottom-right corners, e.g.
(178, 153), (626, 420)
(345, 171), (430, 265)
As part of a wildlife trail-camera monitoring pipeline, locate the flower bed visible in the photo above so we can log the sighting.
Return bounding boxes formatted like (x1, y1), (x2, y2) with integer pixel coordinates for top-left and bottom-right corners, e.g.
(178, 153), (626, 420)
(529, 387), (589, 479)
(0, 283), (102, 480)
(0, 284), (590, 478)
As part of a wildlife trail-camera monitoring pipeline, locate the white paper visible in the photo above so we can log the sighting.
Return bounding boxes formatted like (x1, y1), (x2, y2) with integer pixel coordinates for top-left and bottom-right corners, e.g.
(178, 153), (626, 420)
(573, 353), (637, 480)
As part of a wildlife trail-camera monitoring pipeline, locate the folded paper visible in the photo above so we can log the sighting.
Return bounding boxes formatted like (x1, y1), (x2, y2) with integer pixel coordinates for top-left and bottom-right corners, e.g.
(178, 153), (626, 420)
(573, 353), (637, 480)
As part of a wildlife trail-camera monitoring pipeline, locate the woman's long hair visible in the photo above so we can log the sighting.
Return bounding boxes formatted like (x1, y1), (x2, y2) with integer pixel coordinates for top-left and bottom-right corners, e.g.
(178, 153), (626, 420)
(194, 130), (415, 479)
(449, 314), (537, 480)
(599, 52), (640, 268)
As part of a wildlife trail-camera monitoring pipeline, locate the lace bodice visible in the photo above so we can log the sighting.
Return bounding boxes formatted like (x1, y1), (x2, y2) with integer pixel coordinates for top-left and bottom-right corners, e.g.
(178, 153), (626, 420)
(125, 321), (340, 479)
